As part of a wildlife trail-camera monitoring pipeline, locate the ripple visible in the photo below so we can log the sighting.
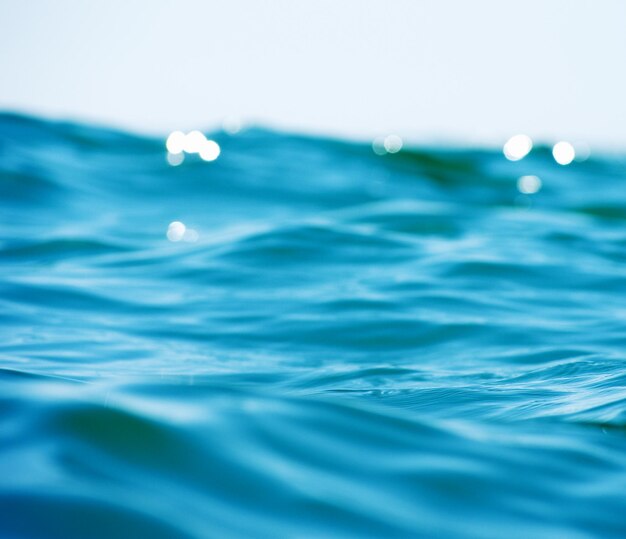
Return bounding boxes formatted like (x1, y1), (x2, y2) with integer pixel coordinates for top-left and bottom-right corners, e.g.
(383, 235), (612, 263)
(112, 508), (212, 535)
(2, 112), (626, 537)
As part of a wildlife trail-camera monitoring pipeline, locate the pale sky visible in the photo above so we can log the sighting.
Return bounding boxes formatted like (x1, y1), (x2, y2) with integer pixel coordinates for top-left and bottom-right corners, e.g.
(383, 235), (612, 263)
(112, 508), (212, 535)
(1, 0), (625, 147)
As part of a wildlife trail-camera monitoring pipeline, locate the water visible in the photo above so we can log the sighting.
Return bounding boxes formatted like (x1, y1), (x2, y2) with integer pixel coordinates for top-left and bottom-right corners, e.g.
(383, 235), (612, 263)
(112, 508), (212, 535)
(2, 112), (626, 538)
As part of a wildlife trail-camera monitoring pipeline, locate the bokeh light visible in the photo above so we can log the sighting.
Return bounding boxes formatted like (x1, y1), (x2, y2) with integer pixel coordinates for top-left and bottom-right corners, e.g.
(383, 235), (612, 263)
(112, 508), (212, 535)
(165, 130), (221, 165)
(166, 221), (186, 242)
(373, 135), (403, 155)
(183, 130), (207, 154)
(384, 135), (403, 154)
(199, 140), (221, 162)
(166, 131), (186, 154)
(503, 134), (533, 161)
(372, 137), (387, 155)
(517, 175), (542, 194)
(166, 152), (185, 166)
(552, 141), (575, 165)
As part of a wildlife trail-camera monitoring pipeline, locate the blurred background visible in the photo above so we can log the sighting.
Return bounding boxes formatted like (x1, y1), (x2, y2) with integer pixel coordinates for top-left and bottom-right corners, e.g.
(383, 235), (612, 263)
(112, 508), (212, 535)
(2, 0), (625, 147)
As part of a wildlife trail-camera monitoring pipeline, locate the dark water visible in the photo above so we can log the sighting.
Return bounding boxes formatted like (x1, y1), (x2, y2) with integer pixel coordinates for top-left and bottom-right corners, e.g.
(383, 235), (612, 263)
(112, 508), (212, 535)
(2, 112), (626, 538)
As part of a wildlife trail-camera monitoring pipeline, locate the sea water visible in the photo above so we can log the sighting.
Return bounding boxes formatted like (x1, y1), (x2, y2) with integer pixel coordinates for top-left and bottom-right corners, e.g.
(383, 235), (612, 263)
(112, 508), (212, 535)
(1, 112), (626, 538)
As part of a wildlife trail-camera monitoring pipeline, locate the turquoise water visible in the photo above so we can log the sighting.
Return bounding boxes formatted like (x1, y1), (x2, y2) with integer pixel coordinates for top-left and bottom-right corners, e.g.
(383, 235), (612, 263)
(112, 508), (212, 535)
(2, 112), (626, 538)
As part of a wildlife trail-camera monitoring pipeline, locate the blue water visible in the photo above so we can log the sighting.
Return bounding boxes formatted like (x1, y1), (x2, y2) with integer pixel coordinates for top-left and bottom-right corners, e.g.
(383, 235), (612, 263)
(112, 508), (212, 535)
(2, 112), (626, 538)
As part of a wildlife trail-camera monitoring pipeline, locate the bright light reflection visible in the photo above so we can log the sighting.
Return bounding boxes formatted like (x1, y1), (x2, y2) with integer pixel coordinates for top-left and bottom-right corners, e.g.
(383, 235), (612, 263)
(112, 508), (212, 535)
(167, 221), (186, 242)
(183, 130), (206, 154)
(199, 140), (221, 162)
(553, 141), (575, 165)
(384, 135), (403, 154)
(372, 137), (387, 155)
(166, 131), (185, 154)
(166, 152), (184, 166)
(503, 134), (532, 161)
(517, 175), (542, 194)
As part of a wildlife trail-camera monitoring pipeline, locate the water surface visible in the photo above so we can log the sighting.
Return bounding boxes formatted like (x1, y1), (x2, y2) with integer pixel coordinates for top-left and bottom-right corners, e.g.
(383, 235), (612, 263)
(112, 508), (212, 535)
(2, 113), (626, 538)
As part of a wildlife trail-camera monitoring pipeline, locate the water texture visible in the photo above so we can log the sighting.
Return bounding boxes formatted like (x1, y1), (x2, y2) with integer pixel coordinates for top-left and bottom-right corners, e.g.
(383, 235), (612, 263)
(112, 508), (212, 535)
(1, 112), (626, 538)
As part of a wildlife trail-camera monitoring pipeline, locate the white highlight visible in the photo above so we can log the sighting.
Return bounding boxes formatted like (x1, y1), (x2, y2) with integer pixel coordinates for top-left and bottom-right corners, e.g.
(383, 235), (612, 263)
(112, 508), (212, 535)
(373, 135), (403, 155)
(517, 175), (542, 194)
(183, 130), (207, 154)
(166, 131), (186, 154)
(199, 140), (221, 162)
(552, 141), (575, 165)
(384, 135), (403, 153)
(165, 130), (221, 164)
(166, 221), (186, 242)
(503, 134), (532, 161)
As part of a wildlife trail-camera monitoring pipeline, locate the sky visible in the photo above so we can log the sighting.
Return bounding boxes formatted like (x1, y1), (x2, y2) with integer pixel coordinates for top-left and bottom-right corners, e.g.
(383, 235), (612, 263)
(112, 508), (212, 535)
(1, 0), (625, 147)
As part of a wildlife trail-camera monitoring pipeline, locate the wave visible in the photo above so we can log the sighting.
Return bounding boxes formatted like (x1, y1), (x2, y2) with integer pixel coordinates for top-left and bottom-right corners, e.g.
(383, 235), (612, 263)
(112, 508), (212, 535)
(1, 112), (626, 537)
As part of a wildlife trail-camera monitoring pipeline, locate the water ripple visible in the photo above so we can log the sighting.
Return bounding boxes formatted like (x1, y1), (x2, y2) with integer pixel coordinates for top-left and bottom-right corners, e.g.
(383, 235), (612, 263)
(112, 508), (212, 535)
(2, 112), (626, 537)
